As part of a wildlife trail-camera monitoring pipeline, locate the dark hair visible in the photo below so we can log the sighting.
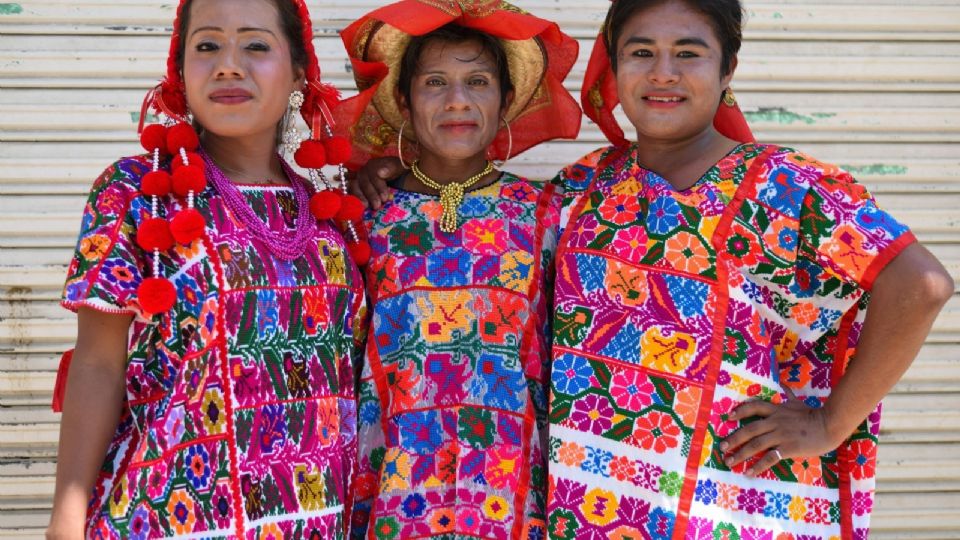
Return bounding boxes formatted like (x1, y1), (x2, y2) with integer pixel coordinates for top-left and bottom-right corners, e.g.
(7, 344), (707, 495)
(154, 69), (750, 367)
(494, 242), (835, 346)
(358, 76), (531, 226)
(397, 24), (514, 112)
(176, 0), (309, 74)
(604, 0), (743, 77)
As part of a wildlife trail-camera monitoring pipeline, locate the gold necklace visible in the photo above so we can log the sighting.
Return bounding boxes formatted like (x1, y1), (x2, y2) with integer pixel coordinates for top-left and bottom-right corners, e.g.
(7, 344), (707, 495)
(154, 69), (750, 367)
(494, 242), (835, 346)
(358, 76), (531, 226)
(411, 160), (494, 232)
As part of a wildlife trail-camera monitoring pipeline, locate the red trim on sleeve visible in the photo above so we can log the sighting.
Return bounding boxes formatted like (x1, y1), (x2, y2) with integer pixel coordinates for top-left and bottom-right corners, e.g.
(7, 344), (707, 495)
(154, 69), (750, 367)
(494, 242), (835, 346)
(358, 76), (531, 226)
(859, 231), (916, 291)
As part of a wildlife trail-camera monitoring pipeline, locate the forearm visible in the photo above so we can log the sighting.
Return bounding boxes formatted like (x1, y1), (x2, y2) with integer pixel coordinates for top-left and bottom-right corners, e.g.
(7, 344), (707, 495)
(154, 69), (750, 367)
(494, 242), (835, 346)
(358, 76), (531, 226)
(822, 243), (954, 443)
(48, 356), (126, 536)
(48, 308), (131, 539)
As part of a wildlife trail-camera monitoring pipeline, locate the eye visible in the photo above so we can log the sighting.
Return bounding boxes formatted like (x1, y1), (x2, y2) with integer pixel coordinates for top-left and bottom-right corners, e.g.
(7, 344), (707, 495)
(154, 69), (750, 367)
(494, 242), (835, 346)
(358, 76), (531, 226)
(425, 78), (445, 87)
(469, 77), (490, 86)
(677, 50), (699, 58)
(246, 41), (270, 52)
(195, 40), (219, 52)
(630, 48), (654, 58)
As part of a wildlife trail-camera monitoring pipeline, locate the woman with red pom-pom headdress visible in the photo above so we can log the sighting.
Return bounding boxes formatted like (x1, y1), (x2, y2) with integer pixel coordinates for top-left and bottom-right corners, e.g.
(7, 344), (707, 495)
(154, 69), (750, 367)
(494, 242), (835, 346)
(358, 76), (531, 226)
(48, 1), (367, 538)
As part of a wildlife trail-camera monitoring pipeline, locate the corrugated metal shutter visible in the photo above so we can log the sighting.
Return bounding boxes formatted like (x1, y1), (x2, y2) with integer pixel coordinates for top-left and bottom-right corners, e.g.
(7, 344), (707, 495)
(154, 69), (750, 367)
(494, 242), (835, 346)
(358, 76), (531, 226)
(1, 1), (957, 537)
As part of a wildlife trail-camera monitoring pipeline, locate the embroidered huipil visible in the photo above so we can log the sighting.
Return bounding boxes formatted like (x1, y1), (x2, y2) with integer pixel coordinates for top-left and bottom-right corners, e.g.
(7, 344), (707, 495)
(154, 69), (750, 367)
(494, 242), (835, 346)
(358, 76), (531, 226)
(352, 174), (559, 539)
(62, 155), (366, 539)
(546, 144), (914, 540)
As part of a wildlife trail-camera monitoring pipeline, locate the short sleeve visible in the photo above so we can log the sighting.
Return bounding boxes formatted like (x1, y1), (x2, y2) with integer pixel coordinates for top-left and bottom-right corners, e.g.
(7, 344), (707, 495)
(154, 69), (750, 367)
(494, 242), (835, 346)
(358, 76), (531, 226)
(798, 169), (915, 290)
(61, 159), (149, 316)
(556, 146), (614, 236)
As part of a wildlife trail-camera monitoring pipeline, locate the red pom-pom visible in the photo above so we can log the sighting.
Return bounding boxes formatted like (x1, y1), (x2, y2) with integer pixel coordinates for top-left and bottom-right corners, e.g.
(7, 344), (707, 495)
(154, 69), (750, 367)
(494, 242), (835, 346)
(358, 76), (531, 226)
(140, 124), (168, 154)
(171, 151), (203, 171)
(141, 170), (172, 197)
(172, 165), (207, 197)
(324, 136), (352, 165)
(138, 277), (176, 314)
(136, 218), (175, 252)
(294, 140), (327, 169)
(347, 240), (372, 266)
(310, 191), (342, 220)
(170, 208), (205, 244)
(166, 123), (200, 152)
(336, 194), (365, 222)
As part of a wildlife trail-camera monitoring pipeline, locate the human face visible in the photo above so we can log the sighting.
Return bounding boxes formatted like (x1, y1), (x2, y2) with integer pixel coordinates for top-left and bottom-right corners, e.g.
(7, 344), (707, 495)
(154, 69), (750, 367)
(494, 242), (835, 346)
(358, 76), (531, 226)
(402, 40), (509, 167)
(182, 0), (304, 143)
(615, 1), (736, 144)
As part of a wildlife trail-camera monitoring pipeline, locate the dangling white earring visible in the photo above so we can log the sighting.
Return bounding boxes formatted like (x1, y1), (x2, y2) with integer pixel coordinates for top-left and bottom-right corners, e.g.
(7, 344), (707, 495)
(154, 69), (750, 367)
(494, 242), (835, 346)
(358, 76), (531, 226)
(281, 90), (305, 156)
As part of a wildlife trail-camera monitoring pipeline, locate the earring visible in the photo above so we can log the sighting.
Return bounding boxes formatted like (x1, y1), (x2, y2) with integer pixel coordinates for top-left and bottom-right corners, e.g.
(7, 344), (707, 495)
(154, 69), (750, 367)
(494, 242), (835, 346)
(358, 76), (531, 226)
(723, 88), (737, 108)
(494, 116), (513, 169)
(397, 120), (412, 169)
(281, 90), (305, 155)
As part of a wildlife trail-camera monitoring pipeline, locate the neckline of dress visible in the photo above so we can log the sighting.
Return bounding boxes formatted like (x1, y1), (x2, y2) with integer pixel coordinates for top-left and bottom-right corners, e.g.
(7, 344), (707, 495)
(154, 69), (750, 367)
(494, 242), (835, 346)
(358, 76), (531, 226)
(628, 142), (753, 194)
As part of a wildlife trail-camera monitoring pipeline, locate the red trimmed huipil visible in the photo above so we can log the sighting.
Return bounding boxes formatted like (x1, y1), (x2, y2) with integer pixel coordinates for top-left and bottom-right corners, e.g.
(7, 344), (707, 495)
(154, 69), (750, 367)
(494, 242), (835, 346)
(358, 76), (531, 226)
(353, 174), (560, 539)
(546, 144), (914, 540)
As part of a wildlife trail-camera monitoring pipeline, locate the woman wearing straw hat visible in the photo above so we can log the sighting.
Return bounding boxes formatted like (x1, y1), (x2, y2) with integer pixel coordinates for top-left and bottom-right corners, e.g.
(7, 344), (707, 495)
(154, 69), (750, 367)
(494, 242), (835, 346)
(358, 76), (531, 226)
(47, 0), (367, 537)
(332, 1), (582, 538)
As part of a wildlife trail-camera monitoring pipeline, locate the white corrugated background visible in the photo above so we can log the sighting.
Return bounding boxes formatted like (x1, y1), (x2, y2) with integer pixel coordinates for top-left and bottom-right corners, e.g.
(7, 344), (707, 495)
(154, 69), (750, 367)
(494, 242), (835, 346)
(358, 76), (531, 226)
(1, 1), (958, 538)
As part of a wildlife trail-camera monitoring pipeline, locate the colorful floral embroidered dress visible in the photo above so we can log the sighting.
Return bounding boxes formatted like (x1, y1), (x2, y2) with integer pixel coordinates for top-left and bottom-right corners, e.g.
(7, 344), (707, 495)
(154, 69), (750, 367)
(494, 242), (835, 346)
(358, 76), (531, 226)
(546, 144), (914, 540)
(352, 173), (559, 539)
(62, 155), (366, 539)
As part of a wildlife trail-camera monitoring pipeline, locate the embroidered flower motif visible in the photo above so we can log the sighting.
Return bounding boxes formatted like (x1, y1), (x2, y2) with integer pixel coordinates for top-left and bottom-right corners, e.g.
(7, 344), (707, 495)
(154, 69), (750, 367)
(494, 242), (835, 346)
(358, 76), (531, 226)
(166, 489), (197, 536)
(185, 444), (212, 491)
(599, 194), (643, 226)
(664, 231), (711, 275)
(848, 438), (877, 480)
(570, 393), (615, 435)
(609, 369), (654, 412)
(463, 218), (508, 255)
(632, 411), (681, 453)
(552, 354), (593, 396)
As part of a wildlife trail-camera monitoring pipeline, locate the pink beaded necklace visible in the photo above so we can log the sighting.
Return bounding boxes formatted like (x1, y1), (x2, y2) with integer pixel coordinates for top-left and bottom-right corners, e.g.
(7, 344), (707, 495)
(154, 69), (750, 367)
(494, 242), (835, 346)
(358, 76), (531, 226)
(201, 149), (317, 261)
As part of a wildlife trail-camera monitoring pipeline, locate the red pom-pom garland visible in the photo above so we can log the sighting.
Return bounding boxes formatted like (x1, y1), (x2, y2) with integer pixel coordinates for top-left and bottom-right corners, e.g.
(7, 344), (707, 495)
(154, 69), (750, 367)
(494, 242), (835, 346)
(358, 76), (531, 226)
(141, 170), (172, 197)
(140, 124), (168, 154)
(347, 240), (372, 266)
(336, 194), (365, 222)
(309, 190), (342, 220)
(170, 208), (205, 245)
(137, 217), (175, 252)
(172, 165), (207, 197)
(166, 123), (200, 152)
(138, 277), (176, 314)
(294, 140), (327, 169)
(132, 0), (371, 318)
(324, 136), (352, 165)
(171, 151), (203, 171)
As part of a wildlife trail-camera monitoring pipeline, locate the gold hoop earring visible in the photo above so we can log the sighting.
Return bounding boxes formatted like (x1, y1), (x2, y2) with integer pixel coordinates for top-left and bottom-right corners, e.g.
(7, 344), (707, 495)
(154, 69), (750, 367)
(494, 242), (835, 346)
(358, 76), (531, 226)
(494, 116), (513, 169)
(397, 120), (412, 170)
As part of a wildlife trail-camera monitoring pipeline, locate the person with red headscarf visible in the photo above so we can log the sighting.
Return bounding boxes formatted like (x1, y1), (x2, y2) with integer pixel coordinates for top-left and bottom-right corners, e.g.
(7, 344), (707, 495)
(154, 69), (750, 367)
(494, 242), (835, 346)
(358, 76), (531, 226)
(546, 1), (951, 539)
(47, 0), (367, 537)
(331, 1), (582, 538)
(350, 1), (951, 539)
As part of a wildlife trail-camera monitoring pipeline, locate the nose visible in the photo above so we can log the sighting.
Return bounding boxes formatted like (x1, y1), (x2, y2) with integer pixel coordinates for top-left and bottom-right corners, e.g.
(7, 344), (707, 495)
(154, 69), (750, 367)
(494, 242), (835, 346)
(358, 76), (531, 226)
(215, 44), (244, 79)
(443, 82), (472, 110)
(648, 54), (679, 85)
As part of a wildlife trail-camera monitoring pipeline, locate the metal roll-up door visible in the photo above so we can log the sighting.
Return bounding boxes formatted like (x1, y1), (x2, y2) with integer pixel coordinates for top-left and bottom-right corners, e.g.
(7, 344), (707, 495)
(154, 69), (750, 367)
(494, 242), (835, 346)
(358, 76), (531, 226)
(1, 1), (957, 537)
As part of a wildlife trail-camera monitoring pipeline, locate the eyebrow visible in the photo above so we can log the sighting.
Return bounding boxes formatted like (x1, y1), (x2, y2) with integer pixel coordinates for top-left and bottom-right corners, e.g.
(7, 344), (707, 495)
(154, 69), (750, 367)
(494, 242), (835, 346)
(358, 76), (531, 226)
(622, 36), (711, 48)
(190, 26), (278, 38)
